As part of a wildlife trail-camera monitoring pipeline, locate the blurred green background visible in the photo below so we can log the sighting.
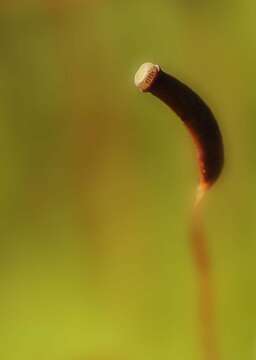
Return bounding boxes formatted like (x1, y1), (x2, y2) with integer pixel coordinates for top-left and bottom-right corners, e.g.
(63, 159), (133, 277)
(0, 1), (256, 359)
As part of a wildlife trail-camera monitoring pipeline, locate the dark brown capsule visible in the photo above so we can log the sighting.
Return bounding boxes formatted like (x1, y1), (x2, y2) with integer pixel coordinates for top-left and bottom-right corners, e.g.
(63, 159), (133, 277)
(134, 63), (224, 194)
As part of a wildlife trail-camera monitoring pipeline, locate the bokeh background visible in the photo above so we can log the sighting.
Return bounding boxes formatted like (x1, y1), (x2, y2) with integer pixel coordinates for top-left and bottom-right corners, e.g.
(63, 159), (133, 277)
(1, 1), (256, 359)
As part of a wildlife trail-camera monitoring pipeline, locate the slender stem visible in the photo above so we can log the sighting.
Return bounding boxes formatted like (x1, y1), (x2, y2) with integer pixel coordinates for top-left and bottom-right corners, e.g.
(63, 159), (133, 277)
(192, 190), (219, 360)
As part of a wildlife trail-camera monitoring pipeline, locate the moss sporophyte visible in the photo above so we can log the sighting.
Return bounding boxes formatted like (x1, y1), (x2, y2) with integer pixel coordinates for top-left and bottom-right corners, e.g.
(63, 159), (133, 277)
(135, 63), (224, 360)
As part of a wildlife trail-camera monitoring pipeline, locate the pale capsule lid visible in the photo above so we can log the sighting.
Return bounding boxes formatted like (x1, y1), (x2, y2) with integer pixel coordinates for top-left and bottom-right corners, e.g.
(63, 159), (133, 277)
(134, 62), (160, 92)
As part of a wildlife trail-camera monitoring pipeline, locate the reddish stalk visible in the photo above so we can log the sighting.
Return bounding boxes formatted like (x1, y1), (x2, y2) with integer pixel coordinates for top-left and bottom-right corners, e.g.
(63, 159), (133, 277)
(192, 194), (219, 360)
(134, 63), (224, 360)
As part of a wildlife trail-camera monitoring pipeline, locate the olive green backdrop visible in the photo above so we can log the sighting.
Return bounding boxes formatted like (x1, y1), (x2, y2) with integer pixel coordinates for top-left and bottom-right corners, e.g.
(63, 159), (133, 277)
(0, 1), (255, 359)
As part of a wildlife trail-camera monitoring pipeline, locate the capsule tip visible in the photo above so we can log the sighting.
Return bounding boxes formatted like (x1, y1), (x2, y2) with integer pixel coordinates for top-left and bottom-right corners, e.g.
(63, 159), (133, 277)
(134, 62), (160, 92)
